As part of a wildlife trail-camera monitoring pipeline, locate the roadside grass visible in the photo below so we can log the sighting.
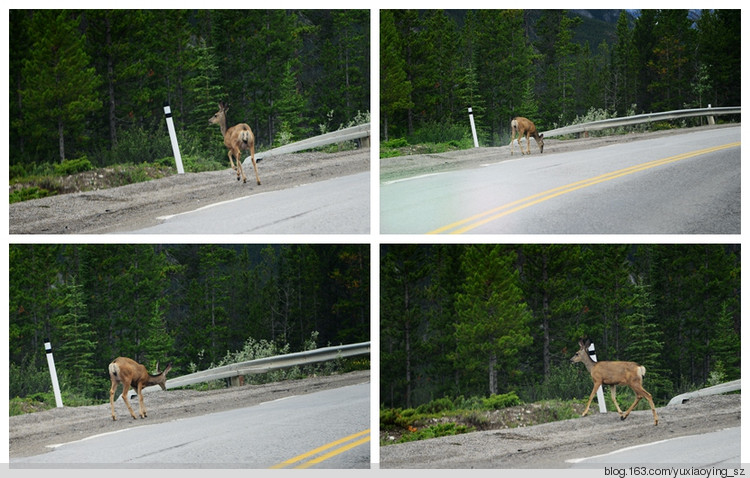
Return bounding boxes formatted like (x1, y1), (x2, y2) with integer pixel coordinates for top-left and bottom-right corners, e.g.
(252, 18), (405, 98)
(8, 156), (227, 204)
(380, 392), (586, 446)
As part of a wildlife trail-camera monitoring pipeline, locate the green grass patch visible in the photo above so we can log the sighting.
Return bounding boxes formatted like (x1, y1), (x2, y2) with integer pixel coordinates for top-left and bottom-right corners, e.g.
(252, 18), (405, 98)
(380, 392), (589, 446)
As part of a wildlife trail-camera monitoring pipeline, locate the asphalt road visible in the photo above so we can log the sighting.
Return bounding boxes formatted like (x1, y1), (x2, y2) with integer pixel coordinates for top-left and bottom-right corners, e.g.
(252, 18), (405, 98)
(130, 172), (370, 234)
(569, 427), (740, 467)
(11, 382), (370, 468)
(378, 394), (740, 469)
(380, 127), (740, 234)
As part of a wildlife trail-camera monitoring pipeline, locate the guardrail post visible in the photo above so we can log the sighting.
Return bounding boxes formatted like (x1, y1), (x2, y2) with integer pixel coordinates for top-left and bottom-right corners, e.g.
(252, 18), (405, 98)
(707, 104), (715, 125)
(468, 107), (479, 148)
(44, 339), (64, 408)
(164, 102), (185, 174)
(587, 342), (607, 413)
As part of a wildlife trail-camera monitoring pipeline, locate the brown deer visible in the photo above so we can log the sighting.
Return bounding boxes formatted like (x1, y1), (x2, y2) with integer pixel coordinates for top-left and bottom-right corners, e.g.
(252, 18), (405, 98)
(510, 117), (544, 155)
(570, 339), (659, 426)
(209, 101), (261, 185)
(109, 357), (172, 421)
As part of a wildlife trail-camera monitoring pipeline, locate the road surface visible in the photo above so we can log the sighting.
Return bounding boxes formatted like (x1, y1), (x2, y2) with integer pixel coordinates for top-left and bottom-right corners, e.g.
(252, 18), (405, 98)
(379, 394), (740, 468)
(12, 382), (369, 468)
(9, 148), (369, 234)
(569, 427), (740, 467)
(131, 172), (369, 234)
(381, 126), (740, 234)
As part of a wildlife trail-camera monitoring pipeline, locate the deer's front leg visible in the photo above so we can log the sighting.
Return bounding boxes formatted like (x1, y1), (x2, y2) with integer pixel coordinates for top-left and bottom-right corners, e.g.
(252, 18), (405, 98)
(137, 384), (147, 418)
(582, 382), (600, 416)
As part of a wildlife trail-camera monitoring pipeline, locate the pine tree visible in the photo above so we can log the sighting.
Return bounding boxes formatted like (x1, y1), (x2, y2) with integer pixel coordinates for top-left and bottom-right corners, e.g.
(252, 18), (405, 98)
(54, 278), (98, 396)
(183, 36), (225, 150)
(21, 10), (102, 162)
(623, 282), (672, 402)
(454, 245), (532, 396)
(380, 10), (413, 141)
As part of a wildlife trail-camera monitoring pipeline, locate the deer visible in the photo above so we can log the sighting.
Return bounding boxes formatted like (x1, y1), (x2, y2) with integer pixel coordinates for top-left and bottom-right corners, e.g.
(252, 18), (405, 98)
(209, 101), (261, 185)
(109, 357), (172, 421)
(509, 116), (544, 155)
(570, 338), (659, 426)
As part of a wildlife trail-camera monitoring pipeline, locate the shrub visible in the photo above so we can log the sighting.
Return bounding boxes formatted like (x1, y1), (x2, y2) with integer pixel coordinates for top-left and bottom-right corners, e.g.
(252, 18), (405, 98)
(382, 138), (408, 149)
(482, 391), (521, 409)
(9, 186), (53, 204)
(415, 396), (455, 414)
(54, 157), (93, 175)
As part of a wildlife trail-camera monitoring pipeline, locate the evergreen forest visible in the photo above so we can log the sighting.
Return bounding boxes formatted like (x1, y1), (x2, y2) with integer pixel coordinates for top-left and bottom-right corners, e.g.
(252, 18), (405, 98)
(380, 9), (740, 144)
(380, 244), (740, 409)
(9, 10), (370, 170)
(9, 244), (370, 405)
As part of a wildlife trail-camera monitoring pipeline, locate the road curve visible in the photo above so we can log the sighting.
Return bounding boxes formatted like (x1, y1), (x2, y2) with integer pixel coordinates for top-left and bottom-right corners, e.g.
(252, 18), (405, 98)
(11, 382), (370, 468)
(380, 126), (740, 234)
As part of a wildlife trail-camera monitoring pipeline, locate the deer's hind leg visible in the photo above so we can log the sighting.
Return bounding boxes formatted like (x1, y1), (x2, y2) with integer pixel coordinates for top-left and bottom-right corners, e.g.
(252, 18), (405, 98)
(248, 142), (260, 185)
(235, 151), (247, 183)
(110, 379), (119, 420)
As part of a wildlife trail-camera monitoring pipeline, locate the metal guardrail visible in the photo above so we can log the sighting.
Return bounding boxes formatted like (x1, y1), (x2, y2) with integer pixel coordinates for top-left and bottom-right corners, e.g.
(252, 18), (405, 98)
(247, 123), (370, 163)
(543, 106), (741, 138)
(667, 379), (741, 406)
(142, 341), (370, 393)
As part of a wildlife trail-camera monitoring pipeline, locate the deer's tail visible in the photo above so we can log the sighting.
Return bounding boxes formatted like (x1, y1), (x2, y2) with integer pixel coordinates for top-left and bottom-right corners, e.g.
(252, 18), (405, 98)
(109, 362), (119, 378)
(638, 366), (646, 378)
(240, 129), (251, 145)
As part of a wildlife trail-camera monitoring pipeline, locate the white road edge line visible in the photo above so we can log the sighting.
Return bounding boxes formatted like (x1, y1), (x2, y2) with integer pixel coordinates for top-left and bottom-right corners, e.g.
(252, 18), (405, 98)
(565, 427), (735, 464)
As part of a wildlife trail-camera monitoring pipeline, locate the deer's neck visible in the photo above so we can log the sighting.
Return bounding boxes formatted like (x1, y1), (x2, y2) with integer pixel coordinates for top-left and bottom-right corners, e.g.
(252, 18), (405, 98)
(218, 117), (228, 137)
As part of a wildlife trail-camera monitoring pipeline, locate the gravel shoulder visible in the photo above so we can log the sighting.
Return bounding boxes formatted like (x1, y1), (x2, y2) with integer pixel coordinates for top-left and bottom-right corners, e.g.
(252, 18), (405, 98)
(9, 148), (369, 234)
(380, 124), (738, 183)
(379, 394), (740, 468)
(9, 370), (370, 459)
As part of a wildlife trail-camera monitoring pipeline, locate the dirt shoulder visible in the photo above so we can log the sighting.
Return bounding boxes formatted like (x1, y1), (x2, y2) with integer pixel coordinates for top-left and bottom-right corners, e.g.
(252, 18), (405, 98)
(9, 148), (369, 234)
(379, 394), (741, 468)
(380, 124), (737, 183)
(9, 370), (370, 459)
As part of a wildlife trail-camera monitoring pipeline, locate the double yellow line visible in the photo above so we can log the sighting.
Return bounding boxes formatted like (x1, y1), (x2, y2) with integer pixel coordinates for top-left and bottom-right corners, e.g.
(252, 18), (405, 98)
(269, 428), (370, 469)
(428, 142), (740, 234)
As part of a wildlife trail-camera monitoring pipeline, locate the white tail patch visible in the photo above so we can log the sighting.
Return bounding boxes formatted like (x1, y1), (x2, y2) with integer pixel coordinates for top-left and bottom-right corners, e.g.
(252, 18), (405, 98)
(638, 366), (646, 378)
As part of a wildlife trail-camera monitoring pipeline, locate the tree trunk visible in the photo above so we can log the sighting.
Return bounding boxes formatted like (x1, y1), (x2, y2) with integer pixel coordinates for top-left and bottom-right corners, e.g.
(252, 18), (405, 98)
(488, 351), (498, 395)
(58, 116), (65, 162)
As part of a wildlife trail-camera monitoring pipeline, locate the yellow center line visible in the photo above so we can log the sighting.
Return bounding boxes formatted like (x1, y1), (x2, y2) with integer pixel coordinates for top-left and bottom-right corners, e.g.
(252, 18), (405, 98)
(428, 142), (740, 234)
(269, 428), (370, 469)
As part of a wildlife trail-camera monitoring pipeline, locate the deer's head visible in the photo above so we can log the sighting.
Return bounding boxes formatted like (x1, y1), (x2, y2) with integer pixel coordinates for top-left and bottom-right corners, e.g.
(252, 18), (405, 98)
(151, 362), (173, 390)
(570, 338), (590, 364)
(209, 102), (229, 125)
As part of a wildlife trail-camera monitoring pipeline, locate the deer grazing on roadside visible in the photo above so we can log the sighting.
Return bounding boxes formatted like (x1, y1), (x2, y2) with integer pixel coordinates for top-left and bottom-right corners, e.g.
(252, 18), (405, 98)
(109, 357), (172, 421)
(209, 101), (261, 185)
(570, 338), (659, 426)
(509, 116), (544, 155)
